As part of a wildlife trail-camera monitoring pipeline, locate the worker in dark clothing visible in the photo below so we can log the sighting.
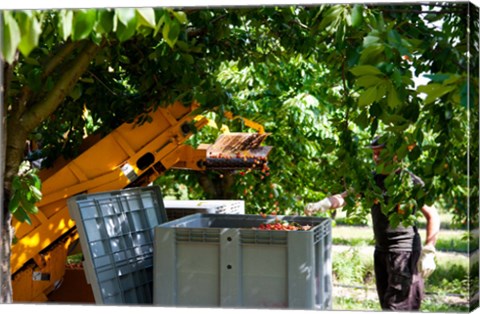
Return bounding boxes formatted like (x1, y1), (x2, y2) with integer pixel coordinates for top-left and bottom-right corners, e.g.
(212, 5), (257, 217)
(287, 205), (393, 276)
(304, 136), (440, 310)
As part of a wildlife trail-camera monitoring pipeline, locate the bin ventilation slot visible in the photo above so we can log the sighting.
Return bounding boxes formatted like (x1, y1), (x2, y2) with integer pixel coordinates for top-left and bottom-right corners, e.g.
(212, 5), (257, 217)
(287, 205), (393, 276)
(176, 229), (221, 243)
(240, 231), (288, 245)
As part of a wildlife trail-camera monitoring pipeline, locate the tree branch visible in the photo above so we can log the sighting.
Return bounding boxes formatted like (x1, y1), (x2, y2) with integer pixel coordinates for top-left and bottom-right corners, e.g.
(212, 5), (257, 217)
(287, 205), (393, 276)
(16, 90), (31, 121)
(87, 71), (118, 96)
(9, 41), (83, 120)
(21, 41), (102, 132)
(42, 40), (83, 79)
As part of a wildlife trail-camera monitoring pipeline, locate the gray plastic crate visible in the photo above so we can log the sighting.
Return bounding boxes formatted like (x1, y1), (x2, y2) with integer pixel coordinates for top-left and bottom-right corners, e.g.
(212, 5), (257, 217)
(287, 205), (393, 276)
(68, 186), (167, 305)
(153, 214), (332, 310)
(163, 200), (245, 221)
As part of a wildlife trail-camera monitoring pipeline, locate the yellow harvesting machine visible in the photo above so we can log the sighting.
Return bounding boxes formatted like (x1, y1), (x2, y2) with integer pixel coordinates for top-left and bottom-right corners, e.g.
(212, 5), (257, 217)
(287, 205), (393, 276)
(11, 101), (271, 302)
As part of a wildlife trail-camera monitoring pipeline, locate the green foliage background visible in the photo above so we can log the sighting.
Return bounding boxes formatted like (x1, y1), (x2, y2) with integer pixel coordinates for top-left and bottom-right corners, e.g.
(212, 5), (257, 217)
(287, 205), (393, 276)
(2, 3), (478, 237)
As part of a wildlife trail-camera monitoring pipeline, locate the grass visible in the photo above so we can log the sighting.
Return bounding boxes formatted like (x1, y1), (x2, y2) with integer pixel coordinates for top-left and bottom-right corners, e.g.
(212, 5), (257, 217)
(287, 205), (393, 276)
(333, 296), (381, 311)
(420, 297), (470, 312)
(66, 252), (83, 264)
(333, 208), (467, 230)
(331, 221), (472, 253)
(332, 226), (471, 253)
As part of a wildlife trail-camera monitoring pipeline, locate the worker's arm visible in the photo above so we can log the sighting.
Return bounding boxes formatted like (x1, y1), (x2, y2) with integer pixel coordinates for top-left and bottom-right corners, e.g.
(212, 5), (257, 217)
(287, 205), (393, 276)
(304, 190), (349, 215)
(417, 203), (441, 278)
(420, 204), (441, 247)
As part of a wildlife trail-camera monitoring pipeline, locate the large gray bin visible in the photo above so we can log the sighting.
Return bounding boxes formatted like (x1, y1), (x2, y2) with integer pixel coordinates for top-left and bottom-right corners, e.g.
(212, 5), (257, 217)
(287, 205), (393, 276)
(153, 214), (332, 310)
(68, 186), (167, 305)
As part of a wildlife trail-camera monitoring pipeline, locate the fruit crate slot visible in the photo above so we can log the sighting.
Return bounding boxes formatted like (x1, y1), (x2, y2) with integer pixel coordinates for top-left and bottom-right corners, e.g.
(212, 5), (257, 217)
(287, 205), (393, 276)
(175, 229), (222, 243)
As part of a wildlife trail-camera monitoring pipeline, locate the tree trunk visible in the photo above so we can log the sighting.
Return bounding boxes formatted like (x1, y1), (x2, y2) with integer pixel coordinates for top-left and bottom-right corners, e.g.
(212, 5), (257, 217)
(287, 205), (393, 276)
(198, 171), (236, 199)
(0, 40), (102, 303)
(0, 45), (10, 302)
(0, 211), (12, 303)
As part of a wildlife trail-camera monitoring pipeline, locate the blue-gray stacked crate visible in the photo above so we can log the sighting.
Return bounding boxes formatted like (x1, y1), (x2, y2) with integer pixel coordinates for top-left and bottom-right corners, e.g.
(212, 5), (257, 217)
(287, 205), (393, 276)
(67, 186), (167, 305)
(153, 214), (332, 310)
(163, 200), (245, 221)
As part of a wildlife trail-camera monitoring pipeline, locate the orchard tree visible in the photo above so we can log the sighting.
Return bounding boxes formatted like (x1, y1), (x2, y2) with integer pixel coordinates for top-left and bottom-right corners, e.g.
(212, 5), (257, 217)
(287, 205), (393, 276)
(157, 3), (477, 227)
(0, 7), (204, 302)
(1, 2), (478, 303)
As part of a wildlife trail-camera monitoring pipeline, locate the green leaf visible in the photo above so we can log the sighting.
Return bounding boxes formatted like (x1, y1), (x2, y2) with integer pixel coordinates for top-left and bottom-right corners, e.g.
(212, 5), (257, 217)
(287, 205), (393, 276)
(96, 9), (114, 33)
(27, 172), (42, 189)
(25, 190), (33, 201)
(13, 208), (32, 225)
(387, 29), (402, 46)
(417, 83), (456, 104)
(2, 11), (21, 64)
(16, 11), (42, 56)
(116, 9), (138, 42)
(359, 44), (385, 64)
(12, 176), (22, 191)
(350, 65), (382, 76)
(392, 68), (402, 87)
(317, 5), (343, 31)
(8, 194), (20, 213)
(363, 34), (380, 47)
(396, 144), (408, 160)
(358, 86), (377, 107)
(29, 204), (39, 214)
(414, 128), (424, 144)
(335, 23), (346, 47)
(356, 75), (382, 88)
(173, 11), (188, 24)
(417, 83), (441, 94)
(69, 84), (82, 100)
(72, 9), (97, 41)
(21, 197), (37, 214)
(350, 4), (363, 28)
(116, 8), (136, 27)
(387, 84), (401, 108)
(375, 82), (387, 101)
(91, 31), (103, 45)
(423, 73), (450, 82)
(443, 74), (461, 85)
(59, 10), (73, 40)
(355, 109), (369, 129)
(154, 13), (166, 37)
(182, 53), (194, 64)
(136, 8), (156, 28)
(163, 19), (180, 48)
(30, 185), (42, 200)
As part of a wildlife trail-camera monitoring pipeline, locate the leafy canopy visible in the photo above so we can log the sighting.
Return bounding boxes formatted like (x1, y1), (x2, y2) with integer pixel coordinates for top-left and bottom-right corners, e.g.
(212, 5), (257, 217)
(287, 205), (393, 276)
(3, 4), (477, 228)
